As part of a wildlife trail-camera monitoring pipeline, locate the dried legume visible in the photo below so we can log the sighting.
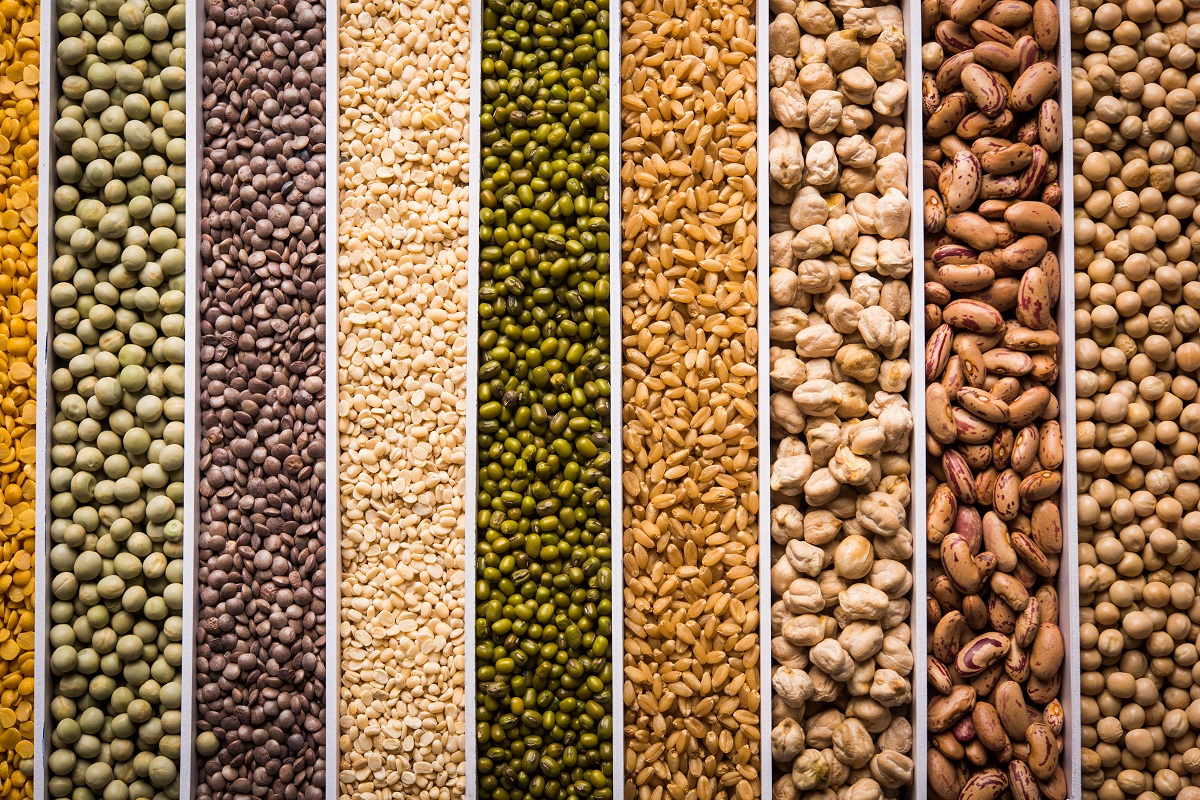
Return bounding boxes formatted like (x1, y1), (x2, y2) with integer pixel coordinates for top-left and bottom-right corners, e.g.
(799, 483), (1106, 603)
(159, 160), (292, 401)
(0, 0), (36, 794)
(619, 3), (762, 799)
(1072, 1), (1200, 798)
(474, 0), (615, 796)
(46, 0), (186, 794)
(766, 0), (916, 793)
(195, 1), (328, 798)
(335, 0), (470, 796)
(923, 1), (1068, 796)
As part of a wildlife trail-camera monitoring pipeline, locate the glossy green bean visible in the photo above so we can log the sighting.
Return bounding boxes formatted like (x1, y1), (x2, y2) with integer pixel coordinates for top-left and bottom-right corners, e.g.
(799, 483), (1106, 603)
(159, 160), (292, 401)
(475, 0), (614, 796)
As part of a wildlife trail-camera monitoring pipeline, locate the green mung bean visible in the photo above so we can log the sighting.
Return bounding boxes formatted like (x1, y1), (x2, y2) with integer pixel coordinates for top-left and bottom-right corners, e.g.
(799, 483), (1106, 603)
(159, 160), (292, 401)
(475, 0), (614, 797)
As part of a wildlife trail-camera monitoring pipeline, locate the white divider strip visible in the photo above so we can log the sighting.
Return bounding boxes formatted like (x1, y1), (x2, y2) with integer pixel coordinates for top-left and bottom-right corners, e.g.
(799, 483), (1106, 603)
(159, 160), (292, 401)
(34, 0), (54, 791)
(609, 0), (626, 792)
(465, 0), (481, 791)
(1056, 2), (1081, 793)
(183, 0), (201, 794)
(756, 0), (772, 797)
(904, 0), (928, 789)
(324, 0), (341, 793)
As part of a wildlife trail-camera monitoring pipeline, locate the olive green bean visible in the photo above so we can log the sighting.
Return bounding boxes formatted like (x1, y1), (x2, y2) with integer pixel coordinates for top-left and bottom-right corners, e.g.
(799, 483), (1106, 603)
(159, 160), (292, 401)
(475, 0), (614, 798)
(46, 0), (186, 796)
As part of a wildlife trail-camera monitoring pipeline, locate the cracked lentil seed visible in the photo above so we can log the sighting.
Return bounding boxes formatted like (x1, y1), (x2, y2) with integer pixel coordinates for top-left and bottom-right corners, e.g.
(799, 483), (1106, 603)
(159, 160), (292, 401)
(335, 0), (470, 796)
(619, 1), (763, 798)
(0, 0), (36, 794)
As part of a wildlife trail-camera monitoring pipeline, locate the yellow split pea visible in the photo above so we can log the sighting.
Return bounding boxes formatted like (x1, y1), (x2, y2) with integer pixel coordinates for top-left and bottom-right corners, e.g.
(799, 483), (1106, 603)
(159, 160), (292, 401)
(0, 0), (37, 796)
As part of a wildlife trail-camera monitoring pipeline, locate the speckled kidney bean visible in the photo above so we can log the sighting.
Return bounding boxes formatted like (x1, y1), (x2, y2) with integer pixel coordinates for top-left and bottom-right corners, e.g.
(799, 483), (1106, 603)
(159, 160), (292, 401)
(922, 0), (1068, 795)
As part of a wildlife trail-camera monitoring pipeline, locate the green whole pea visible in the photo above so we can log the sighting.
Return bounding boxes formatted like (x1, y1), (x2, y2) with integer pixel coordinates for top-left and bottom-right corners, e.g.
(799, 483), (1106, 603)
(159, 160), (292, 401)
(48, 0), (187, 791)
(475, 0), (614, 797)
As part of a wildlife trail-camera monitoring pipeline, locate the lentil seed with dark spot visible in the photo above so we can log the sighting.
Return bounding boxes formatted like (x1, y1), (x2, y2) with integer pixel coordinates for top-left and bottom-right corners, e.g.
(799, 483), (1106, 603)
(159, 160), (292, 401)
(194, 0), (328, 798)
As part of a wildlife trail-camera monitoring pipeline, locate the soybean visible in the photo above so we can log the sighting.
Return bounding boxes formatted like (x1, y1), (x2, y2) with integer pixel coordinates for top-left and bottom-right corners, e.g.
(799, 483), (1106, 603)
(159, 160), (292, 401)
(0, 0), (37, 794)
(475, 0), (615, 797)
(1073, 0), (1200, 798)
(46, 0), (186, 796)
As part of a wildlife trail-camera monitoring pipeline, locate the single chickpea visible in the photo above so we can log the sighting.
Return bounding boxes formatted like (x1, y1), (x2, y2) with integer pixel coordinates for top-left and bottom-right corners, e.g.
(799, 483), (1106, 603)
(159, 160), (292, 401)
(922, 42), (944, 70)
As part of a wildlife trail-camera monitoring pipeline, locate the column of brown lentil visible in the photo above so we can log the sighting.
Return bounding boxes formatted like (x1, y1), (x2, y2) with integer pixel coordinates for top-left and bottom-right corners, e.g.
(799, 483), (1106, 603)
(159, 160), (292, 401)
(195, 0), (328, 798)
(619, 2), (763, 798)
(0, 0), (35, 795)
(1073, 0), (1200, 797)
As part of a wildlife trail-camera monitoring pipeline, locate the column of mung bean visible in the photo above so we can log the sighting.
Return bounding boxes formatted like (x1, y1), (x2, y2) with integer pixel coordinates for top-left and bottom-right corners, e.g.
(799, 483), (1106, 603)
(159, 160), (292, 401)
(619, 2), (762, 800)
(923, 0), (1068, 796)
(194, 1), (328, 799)
(335, 0), (471, 795)
(1072, 1), (1200, 798)
(0, 0), (37, 796)
(46, 0), (187, 794)
(474, 0), (615, 798)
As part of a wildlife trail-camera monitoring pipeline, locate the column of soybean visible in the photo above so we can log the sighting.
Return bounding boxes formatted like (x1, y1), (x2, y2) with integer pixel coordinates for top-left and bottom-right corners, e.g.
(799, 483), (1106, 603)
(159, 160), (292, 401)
(474, 1), (615, 797)
(194, 0), (328, 798)
(1074, 0), (1200, 797)
(46, 0), (187, 796)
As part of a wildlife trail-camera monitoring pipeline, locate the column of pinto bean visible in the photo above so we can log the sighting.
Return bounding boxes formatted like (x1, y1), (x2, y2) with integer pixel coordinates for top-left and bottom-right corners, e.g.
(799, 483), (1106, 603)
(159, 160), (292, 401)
(195, 0), (328, 798)
(921, 0), (1068, 796)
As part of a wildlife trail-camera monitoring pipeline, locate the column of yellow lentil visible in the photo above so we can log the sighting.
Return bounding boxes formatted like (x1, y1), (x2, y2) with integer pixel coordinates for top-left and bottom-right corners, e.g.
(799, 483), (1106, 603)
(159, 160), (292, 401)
(0, 0), (37, 796)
